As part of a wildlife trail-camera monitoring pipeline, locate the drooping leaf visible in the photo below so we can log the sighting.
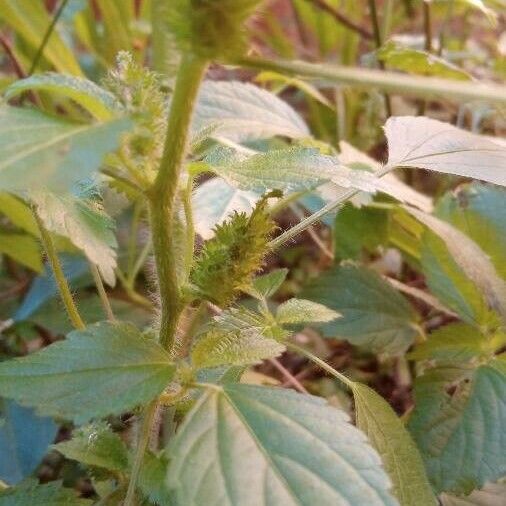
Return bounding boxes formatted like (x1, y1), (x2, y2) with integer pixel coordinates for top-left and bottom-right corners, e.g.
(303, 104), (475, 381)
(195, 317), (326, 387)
(378, 41), (471, 80)
(408, 359), (506, 494)
(0, 400), (57, 485)
(301, 264), (419, 355)
(0, 233), (42, 272)
(53, 421), (129, 472)
(0, 481), (91, 506)
(352, 383), (437, 506)
(276, 298), (340, 325)
(436, 183), (506, 279)
(5, 73), (122, 120)
(193, 80), (310, 142)
(191, 329), (285, 369)
(385, 117), (506, 187)
(0, 322), (175, 423)
(440, 482), (506, 506)
(168, 384), (397, 505)
(31, 191), (117, 286)
(0, 106), (131, 195)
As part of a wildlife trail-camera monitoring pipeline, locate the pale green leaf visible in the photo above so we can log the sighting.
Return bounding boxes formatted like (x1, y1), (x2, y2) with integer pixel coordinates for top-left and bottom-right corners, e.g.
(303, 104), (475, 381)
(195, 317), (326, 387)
(0, 193), (38, 236)
(168, 384), (397, 505)
(301, 264), (419, 355)
(276, 298), (340, 325)
(378, 41), (471, 80)
(31, 191), (117, 286)
(0, 400), (57, 485)
(408, 359), (506, 494)
(192, 329), (285, 369)
(0, 233), (42, 272)
(352, 383), (437, 506)
(440, 482), (506, 506)
(5, 73), (122, 120)
(246, 268), (288, 300)
(0, 106), (131, 195)
(193, 80), (310, 142)
(53, 421), (128, 472)
(138, 451), (173, 506)
(0, 322), (175, 423)
(0, 481), (91, 505)
(385, 117), (506, 187)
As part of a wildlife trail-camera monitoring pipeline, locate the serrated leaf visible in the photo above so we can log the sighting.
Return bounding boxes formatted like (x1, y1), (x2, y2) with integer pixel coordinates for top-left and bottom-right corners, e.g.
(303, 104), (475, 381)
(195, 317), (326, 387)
(193, 178), (258, 240)
(408, 359), (506, 494)
(385, 117), (506, 187)
(168, 384), (397, 505)
(301, 264), (419, 355)
(0, 233), (42, 272)
(440, 482), (506, 506)
(378, 41), (471, 80)
(409, 323), (486, 364)
(436, 183), (506, 279)
(0, 106), (131, 195)
(192, 328), (285, 369)
(0, 481), (91, 505)
(53, 421), (128, 472)
(276, 298), (340, 325)
(5, 73), (122, 120)
(193, 80), (310, 142)
(408, 207), (506, 323)
(31, 191), (117, 286)
(352, 383), (437, 506)
(246, 268), (288, 300)
(0, 322), (175, 423)
(0, 400), (57, 485)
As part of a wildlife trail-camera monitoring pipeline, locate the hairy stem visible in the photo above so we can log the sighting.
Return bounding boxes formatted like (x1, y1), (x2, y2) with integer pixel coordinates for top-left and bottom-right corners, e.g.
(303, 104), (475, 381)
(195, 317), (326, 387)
(90, 263), (115, 322)
(34, 211), (85, 330)
(148, 55), (208, 351)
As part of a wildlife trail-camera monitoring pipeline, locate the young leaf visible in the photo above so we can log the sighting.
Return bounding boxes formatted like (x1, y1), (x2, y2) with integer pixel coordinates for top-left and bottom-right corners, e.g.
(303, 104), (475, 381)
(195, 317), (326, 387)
(0, 322), (175, 423)
(385, 117), (506, 187)
(168, 384), (397, 505)
(0, 400), (57, 485)
(246, 268), (289, 300)
(301, 264), (419, 355)
(5, 74), (122, 121)
(0, 481), (91, 505)
(276, 298), (340, 325)
(408, 359), (506, 494)
(352, 383), (437, 506)
(53, 421), (129, 472)
(0, 106), (131, 195)
(191, 329), (285, 369)
(31, 191), (118, 286)
(193, 80), (310, 142)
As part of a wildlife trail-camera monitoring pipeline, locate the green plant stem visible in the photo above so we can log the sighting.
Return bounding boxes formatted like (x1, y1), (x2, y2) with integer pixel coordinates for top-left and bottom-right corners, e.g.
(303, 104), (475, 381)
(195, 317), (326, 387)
(382, 0), (394, 40)
(33, 211), (85, 330)
(236, 56), (506, 105)
(148, 54), (208, 351)
(287, 342), (354, 389)
(116, 269), (155, 311)
(90, 262), (115, 322)
(128, 240), (152, 287)
(124, 400), (158, 506)
(183, 178), (195, 281)
(28, 0), (70, 75)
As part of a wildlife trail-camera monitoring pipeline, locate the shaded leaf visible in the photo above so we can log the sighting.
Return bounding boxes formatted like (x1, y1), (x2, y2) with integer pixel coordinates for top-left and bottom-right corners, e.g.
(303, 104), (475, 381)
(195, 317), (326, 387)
(0, 481), (91, 505)
(168, 384), (397, 505)
(0, 322), (175, 423)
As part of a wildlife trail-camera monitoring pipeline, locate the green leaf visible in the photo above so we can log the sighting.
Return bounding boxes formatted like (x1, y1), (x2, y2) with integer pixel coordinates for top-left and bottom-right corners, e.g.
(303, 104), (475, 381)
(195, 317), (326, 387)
(440, 482), (506, 506)
(408, 359), (506, 494)
(168, 384), (397, 505)
(352, 383), (437, 506)
(0, 193), (38, 236)
(0, 106), (131, 195)
(0, 481), (91, 506)
(0, 0), (83, 76)
(301, 264), (419, 355)
(436, 183), (506, 279)
(138, 451), (173, 506)
(0, 233), (42, 272)
(409, 323), (487, 364)
(193, 80), (310, 142)
(0, 400), (57, 485)
(31, 191), (117, 286)
(246, 268), (288, 300)
(385, 117), (506, 187)
(408, 207), (506, 323)
(53, 421), (128, 472)
(276, 298), (340, 325)
(378, 41), (471, 80)
(0, 322), (175, 423)
(5, 73), (122, 120)
(191, 328), (285, 369)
